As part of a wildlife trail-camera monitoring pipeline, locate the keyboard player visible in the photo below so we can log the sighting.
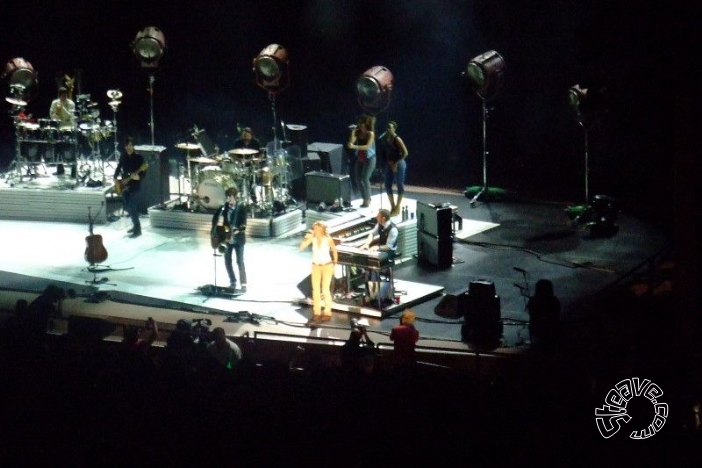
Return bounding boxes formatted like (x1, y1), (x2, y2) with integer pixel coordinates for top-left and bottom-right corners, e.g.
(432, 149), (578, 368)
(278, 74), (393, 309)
(360, 209), (399, 254)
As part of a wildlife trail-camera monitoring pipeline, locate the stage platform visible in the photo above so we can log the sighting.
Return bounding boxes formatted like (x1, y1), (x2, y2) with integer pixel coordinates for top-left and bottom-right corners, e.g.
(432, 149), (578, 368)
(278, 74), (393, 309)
(0, 174), (112, 224)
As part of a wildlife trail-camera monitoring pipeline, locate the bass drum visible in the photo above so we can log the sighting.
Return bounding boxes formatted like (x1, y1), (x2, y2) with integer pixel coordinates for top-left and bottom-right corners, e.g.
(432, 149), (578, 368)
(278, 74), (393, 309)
(197, 169), (236, 209)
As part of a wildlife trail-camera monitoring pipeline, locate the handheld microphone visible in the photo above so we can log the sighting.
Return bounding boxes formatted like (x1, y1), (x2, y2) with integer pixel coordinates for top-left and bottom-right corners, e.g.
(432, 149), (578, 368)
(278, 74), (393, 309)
(513, 267), (526, 273)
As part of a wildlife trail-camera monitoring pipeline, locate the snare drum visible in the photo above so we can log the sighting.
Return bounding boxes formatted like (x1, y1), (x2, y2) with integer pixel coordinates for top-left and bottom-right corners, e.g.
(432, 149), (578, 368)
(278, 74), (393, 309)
(197, 168), (237, 209)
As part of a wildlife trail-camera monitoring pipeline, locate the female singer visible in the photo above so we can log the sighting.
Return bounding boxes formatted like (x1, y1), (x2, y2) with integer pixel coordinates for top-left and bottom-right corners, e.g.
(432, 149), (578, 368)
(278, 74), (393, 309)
(348, 115), (376, 207)
(299, 221), (338, 322)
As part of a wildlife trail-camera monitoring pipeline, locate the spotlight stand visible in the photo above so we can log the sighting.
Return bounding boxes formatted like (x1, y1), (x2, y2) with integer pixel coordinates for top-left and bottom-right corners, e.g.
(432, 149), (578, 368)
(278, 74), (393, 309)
(469, 99), (490, 207)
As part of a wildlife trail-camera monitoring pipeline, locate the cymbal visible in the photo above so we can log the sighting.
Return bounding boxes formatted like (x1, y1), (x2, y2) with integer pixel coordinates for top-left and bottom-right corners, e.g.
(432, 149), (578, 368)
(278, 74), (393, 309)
(106, 89), (123, 100)
(286, 124), (307, 131)
(175, 142), (200, 150)
(108, 100), (121, 107)
(5, 97), (27, 106)
(228, 148), (259, 156)
(187, 156), (217, 164)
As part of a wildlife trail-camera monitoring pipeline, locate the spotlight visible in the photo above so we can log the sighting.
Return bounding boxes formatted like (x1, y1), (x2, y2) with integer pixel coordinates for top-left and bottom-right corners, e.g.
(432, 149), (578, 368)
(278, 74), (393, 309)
(3, 57), (38, 106)
(567, 84), (605, 127)
(133, 26), (166, 68)
(356, 65), (393, 115)
(465, 50), (505, 100)
(253, 44), (289, 94)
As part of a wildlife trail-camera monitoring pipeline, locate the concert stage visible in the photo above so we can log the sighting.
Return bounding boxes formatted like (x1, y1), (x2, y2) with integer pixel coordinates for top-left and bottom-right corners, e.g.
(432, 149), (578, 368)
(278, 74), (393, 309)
(0, 179), (669, 363)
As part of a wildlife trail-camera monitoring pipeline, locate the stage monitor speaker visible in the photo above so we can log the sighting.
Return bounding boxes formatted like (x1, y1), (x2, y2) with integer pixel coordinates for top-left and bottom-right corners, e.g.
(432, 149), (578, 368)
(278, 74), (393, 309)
(286, 124), (308, 158)
(306, 171), (351, 206)
(416, 200), (453, 239)
(297, 274), (312, 298)
(308, 142), (344, 174)
(134, 145), (169, 214)
(434, 287), (470, 318)
(417, 230), (453, 268)
(462, 280), (503, 344)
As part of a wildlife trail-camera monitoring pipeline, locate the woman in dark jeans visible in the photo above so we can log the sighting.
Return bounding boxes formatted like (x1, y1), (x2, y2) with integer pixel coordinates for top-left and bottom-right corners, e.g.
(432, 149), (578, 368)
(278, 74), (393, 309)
(348, 114), (376, 207)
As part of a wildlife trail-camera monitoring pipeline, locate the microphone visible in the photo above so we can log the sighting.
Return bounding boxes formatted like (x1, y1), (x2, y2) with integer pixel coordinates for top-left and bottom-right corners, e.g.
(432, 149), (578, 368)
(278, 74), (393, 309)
(513, 267), (526, 273)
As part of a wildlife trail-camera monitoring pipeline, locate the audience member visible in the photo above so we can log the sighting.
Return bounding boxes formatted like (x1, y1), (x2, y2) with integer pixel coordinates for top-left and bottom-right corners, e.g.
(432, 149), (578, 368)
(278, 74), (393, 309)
(527, 279), (561, 349)
(390, 310), (419, 373)
(341, 320), (376, 376)
(207, 327), (243, 370)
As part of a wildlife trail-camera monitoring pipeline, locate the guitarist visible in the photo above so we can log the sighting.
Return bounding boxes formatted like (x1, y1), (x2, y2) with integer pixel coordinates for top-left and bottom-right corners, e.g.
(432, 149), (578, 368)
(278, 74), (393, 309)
(114, 136), (147, 238)
(211, 187), (248, 291)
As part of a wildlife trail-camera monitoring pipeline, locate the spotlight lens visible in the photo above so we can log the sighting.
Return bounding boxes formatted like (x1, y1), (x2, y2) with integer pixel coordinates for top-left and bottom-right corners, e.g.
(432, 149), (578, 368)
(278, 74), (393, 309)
(135, 37), (163, 61)
(256, 57), (280, 79)
(465, 63), (486, 88)
(356, 76), (379, 100)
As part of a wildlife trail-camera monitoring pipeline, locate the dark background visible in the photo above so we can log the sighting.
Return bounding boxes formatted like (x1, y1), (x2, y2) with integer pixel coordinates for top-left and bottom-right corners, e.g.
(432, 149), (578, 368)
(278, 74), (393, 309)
(0, 1), (681, 228)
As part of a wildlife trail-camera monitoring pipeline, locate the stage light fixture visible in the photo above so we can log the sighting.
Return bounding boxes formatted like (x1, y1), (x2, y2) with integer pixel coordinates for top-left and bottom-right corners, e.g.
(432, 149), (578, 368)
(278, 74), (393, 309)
(133, 26), (166, 68)
(3, 57), (37, 106)
(567, 84), (605, 127)
(356, 65), (393, 115)
(253, 44), (289, 94)
(465, 50), (505, 100)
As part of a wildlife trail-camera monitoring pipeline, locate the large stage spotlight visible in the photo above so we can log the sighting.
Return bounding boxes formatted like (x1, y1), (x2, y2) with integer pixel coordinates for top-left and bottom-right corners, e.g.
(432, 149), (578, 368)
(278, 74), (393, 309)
(253, 44), (289, 94)
(356, 65), (393, 115)
(463, 51), (506, 207)
(465, 50), (505, 101)
(133, 26), (166, 69)
(3, 57), (38, 106)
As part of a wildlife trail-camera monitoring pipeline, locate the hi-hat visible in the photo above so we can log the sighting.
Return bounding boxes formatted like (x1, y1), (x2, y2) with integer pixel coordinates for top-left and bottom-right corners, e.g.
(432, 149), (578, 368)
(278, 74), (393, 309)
(108, 100), (121, 107)
(176, 142), (200, 150)
(187, 156), (217, 164)
(106, 89), (123, 100)
(228, 148), (259, 156)
(5, 97), (27, 106)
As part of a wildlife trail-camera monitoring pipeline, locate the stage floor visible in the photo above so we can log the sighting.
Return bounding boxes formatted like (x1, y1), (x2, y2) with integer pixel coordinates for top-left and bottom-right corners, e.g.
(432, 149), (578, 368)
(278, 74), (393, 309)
(0, 184), (669, 355)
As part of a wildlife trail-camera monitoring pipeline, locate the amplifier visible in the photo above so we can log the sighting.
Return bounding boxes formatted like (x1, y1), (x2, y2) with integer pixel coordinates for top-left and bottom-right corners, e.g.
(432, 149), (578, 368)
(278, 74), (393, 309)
(134, 145), (169, 214)
(305, 171), (351, 207)
(417, 230), (453, 268)
(416, 200), (453, 238)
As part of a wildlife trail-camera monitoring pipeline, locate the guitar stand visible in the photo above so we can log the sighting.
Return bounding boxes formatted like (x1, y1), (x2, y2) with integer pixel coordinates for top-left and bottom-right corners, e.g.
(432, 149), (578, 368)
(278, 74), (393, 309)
(86, 263), (111, 284)
(198, 249), (242, 302)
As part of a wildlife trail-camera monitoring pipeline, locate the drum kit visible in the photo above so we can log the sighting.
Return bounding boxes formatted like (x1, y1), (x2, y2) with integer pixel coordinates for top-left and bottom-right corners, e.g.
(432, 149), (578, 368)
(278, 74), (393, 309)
(175, 141), (293, 214)
(10, 87), (122, 183)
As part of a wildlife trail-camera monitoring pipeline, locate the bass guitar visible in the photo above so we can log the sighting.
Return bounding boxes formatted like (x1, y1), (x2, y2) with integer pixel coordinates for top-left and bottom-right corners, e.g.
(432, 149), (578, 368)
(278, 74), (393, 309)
(85, 206), (108, 265)
(115, 162), (148, 195)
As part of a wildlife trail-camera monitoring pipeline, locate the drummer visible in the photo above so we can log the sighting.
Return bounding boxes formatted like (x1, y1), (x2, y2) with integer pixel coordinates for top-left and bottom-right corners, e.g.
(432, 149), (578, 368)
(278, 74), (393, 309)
(232, 127), (261, 152)
(49, 87), (76, 129)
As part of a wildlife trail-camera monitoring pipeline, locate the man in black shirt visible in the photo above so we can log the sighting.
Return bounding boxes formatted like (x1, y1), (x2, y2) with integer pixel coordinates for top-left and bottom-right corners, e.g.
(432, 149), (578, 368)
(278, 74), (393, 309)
(114, 137), (147, 238)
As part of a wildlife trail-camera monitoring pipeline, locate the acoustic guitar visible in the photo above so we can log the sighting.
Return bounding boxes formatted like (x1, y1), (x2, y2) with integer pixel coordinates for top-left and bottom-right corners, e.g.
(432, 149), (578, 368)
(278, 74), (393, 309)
(85, 206), (108, 265)
(115, 162), (148, 195)
(211, 226), (241, 252)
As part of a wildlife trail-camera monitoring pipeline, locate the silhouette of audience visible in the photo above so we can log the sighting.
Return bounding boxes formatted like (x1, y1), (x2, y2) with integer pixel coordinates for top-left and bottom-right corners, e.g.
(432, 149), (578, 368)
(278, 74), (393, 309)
(526, 279), (561, 349)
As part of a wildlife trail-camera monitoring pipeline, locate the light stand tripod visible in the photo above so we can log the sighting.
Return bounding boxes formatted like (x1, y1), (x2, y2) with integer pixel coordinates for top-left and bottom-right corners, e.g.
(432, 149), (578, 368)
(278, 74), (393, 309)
(148, 74), (156, 146)
(469, 98), (490, 207)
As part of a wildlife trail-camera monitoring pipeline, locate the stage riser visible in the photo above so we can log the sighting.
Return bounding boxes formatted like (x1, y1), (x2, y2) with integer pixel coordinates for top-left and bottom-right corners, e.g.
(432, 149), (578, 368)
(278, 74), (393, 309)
(0, 186), (109, 224)
(148, 202), (302, 238)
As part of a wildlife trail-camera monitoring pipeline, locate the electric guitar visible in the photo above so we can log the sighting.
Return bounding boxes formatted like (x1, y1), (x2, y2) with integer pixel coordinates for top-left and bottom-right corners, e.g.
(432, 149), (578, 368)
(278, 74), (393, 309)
(115, 163), (148, 195)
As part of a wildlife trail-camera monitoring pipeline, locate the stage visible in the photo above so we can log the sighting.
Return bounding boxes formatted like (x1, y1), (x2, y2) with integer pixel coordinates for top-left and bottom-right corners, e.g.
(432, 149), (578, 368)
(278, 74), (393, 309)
(0, 164), (670, 370)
